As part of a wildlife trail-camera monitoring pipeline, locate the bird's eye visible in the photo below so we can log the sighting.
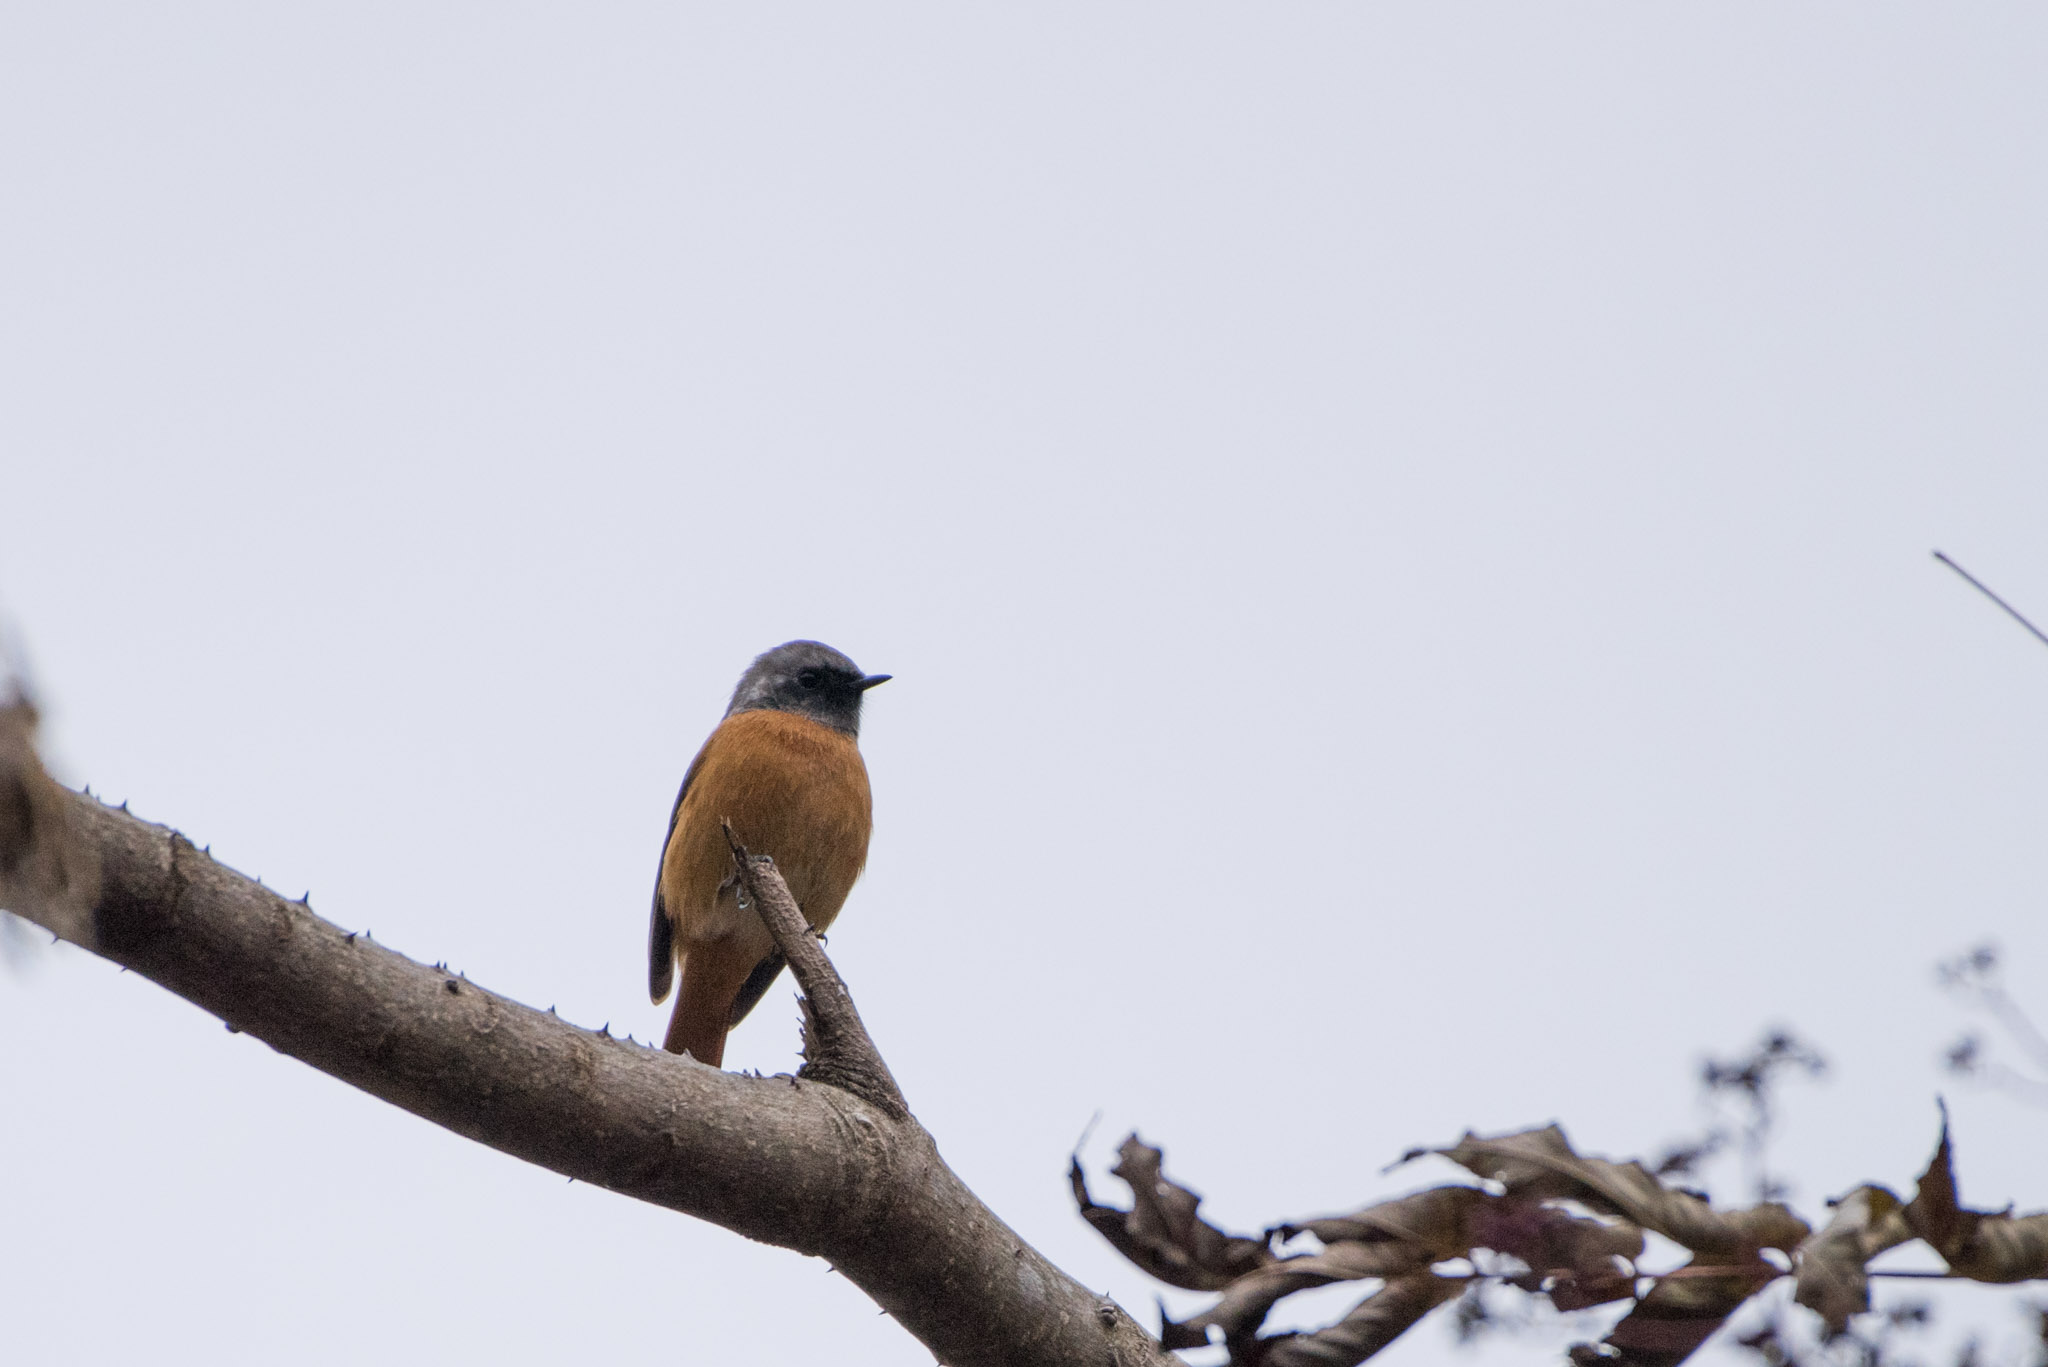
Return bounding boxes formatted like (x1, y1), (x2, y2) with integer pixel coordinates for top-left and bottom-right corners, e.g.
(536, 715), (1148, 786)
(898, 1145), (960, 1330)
(797, 669), (823, 689)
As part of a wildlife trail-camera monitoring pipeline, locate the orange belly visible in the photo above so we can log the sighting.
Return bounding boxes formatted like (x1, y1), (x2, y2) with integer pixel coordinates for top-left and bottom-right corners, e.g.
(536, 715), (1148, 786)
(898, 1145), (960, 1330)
(659, 708), (873, 975)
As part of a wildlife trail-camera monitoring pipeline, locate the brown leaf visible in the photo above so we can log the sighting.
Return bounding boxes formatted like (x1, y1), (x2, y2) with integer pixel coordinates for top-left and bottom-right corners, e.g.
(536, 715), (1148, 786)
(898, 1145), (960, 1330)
(1470, 1194), (1646, 1282)
(1164, 1241), (1440, 1350)
(1292, 1183), (1643, 1290)
(1285, 1185), (1488, 1256)
(1169, 1185), (1645, 1349)
(1438, 1125), (1811, 1256)
(1070, 1135), (1271, 1292)
(1946, 1214), (2048, 1283)
(1905, 1119), (1967, 1257)
(1903, 1119), (2048, 1284)
(1584, 1258), (1781, 1367)
(1255, 1272), (1464, 1367)
(1545, 1269), (1640, 1312)
(1792, 1185), (1910, 1334)
(1162, 1264), (1342, 1351)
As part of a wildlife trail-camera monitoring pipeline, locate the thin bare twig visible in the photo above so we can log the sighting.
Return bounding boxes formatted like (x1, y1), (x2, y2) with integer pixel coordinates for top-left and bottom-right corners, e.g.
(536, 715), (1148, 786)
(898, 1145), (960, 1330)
(1939, 947), (2048, 1106)
(1933, 551), (2048, 651)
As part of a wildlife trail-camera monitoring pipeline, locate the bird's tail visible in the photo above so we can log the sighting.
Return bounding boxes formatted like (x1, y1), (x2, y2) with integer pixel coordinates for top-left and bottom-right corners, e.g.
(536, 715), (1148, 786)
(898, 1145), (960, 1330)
(662, 940), (756, 1066)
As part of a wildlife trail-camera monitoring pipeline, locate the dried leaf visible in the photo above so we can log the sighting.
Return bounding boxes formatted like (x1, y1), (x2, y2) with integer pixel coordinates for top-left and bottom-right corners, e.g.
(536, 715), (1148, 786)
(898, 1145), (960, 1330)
(1438, 1125), (1810, 1256)
(1293, 1184), (1642, 1286)
(1163, 1241), (1438, 1350)
(1792, 1185), (1910, 1333)
(1906, 1120), (1967, 1256)
(1255, 1272), (1463, 1367)
(1070, 1135), (1270, 1292)
(1949, 1215), (2048, 1284)
(1544, 1269), (1640, 1312)
(1582, 1258), (1780, 1367)
(1162, 1264), (1341, 1351)
(1470, 1194), (1645, 1281)
(1090, 1118), (2043, 1367)
(1285, 1185), (1488, 1256)
(1168, 1186), (1644, 1350)
(1903, 1120), (2048, 1284)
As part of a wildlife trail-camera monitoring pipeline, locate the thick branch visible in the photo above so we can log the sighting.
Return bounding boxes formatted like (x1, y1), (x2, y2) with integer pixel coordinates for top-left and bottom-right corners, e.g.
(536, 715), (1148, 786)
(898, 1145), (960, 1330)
(722, 820), (907, 1118)
(0, 727), (1170, 1367)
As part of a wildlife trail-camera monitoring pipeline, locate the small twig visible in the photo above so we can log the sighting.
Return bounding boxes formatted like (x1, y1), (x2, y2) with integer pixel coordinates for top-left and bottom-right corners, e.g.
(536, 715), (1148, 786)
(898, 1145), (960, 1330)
(720, 819), (908, 1119)
(1933, 551), (2048, 650)
(1967, 1062), (2048, 1106)
(1981, 991), (2048, 1076)
(1939, 947), (2048, 1103)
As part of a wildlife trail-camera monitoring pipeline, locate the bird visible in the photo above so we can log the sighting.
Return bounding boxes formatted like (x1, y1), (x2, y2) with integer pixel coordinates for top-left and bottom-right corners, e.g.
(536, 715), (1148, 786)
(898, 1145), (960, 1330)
(648, 641), (889, 1066)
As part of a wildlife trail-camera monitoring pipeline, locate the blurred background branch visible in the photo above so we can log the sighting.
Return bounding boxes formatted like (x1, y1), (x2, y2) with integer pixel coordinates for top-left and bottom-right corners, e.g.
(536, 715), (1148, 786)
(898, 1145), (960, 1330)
(1941, 947), (2048, 1109)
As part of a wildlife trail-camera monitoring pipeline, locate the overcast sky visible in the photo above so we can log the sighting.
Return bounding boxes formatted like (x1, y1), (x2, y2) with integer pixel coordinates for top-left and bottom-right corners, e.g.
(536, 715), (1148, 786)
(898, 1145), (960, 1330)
(3, 6), (2046, 1366)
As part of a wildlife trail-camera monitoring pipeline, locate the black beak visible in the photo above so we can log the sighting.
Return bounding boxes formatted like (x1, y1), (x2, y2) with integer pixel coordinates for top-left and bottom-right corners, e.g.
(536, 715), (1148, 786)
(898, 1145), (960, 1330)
(856, 674), (892, 691)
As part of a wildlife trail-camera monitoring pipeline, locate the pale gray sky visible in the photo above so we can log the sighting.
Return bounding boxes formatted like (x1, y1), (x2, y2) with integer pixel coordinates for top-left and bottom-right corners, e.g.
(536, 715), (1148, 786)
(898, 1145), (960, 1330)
(3, 6), (2045, 1365)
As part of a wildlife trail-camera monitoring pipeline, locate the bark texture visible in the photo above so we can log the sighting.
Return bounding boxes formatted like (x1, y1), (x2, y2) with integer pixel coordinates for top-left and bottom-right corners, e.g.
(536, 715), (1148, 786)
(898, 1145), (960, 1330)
(0, 708), (1170, 1367)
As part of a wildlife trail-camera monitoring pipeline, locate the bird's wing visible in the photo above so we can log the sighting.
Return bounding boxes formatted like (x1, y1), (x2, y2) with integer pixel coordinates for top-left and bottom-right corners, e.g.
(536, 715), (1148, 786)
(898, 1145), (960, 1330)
(726, 950), (789, 1028)
(648, 742), (711, 1004)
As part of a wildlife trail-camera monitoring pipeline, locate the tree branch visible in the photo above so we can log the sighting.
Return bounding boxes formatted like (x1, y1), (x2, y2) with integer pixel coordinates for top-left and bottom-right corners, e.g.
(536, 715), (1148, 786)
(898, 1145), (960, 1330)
(0, 708), (1171, 1367)
(721, 819), (907, 1118)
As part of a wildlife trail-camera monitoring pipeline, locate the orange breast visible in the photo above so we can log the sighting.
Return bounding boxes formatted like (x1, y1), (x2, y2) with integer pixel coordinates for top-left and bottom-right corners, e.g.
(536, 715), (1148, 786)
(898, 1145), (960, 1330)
(659, 709), (873, 959)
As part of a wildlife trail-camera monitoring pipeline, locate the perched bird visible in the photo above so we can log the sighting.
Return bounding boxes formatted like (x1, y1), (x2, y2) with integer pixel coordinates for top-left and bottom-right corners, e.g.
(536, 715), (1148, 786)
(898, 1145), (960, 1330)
(649, 641), (889, 1066)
